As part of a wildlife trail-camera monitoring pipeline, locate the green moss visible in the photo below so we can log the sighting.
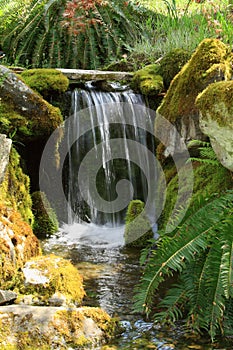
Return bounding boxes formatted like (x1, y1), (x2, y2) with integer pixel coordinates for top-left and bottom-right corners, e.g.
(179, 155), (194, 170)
(157, 38), (232, 122)
(20, 254), (85, 305)
(0, 101), (33, 140)
(0, 147), (33, 224)
(159, 48), (191, 89)
(131, 64), (164, 96)
(159, 162), (233, 229)
(124, 200), (153, 248)
(196, 80), (233, 128)
(21, 69), (69, 99)
(31, 191), (58, 238)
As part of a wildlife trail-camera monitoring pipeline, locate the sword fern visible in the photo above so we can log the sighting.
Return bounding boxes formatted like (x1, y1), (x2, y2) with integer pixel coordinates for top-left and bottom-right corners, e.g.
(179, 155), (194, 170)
(134, 191), (233, 341)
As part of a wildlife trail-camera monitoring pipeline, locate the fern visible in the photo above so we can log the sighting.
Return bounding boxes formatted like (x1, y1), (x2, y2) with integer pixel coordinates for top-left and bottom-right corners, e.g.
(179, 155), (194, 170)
(134, 191), (233, 341)
(187, 139), (221, 167)
(1, 0), (149, 69)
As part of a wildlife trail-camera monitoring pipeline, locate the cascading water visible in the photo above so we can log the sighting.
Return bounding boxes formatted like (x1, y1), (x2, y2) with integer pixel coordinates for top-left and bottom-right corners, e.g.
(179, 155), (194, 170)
(65, 83), (157, 228)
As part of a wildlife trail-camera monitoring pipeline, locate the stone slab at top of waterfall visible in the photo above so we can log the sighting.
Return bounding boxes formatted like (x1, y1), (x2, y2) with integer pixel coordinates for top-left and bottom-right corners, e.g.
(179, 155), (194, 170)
(56, 68), (133, 82)
(196, 80), (233, 171)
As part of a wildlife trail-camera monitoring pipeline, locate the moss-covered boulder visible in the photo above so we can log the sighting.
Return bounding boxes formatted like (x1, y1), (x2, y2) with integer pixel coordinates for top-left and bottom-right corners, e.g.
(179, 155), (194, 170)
(20, 254), (85, 306)
(196, 81), (233, 171)
(0, 147), (33, 224)
(155, 39), (232, 157)
(21, 68), (69, 99)
(0, 65), (63, 143)
(124, 200), (153, 248)
(131, 64), (164, 96)
(0, 204), (40, 289)
(0, 305), (116, 349)
(31, 191), (58, 238)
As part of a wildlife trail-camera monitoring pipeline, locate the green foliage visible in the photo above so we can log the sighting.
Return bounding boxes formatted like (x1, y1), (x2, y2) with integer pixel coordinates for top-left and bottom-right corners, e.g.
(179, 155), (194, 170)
(1, 0), (150, 69)
(31, 191), (58, 238)
(134, 191), (233, 341)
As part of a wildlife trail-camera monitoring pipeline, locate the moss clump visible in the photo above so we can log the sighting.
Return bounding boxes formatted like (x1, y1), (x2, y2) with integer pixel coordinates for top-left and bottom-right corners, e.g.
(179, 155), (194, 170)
(124, 200), (153, 248)
(159, 48), (191, 89)
(21, 254), (85, 305)
(159, 162), (233, 229)
(157, 38), (232, 122)
(0, 147), (33, 224)
(196, 80), (233, 128)
(131, 64), (164, 96)
(31, 191), (58, 238)
(21, 68), (69, 98)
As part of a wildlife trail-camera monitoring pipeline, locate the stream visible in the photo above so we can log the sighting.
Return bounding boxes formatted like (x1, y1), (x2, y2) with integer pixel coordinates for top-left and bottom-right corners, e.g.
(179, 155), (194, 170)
(41, 223), (233, 350)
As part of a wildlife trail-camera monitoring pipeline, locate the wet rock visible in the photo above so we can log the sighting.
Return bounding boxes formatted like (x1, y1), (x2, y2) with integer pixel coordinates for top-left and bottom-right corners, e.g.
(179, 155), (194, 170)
(0, 305), (116, 349)
(0, 290), (17, 305)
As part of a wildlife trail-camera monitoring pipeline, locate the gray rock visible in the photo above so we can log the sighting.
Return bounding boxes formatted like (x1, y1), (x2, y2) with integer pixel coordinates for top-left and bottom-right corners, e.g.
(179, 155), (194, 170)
(0, 290), (17, 305)
(0, 134), (12, 185)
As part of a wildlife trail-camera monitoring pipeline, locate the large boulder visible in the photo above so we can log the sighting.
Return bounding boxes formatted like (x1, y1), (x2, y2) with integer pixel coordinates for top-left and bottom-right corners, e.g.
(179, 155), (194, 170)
(155, 39), (233, 157)
(196, 80), (233, 171)
(0, 305), (116, 349)
(0, 65), (63, 143)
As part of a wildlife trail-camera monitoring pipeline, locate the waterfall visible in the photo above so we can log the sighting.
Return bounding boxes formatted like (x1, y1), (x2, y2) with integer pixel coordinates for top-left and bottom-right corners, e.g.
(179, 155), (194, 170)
(65, 83), (157, 227)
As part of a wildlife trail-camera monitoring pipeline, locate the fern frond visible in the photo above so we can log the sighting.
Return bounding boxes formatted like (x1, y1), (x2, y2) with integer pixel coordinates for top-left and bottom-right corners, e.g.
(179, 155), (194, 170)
(134, 191), (233, 318)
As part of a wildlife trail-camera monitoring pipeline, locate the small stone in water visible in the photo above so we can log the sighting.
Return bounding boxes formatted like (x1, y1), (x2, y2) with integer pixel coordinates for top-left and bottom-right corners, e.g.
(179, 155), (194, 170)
(0, 290), (17, 305)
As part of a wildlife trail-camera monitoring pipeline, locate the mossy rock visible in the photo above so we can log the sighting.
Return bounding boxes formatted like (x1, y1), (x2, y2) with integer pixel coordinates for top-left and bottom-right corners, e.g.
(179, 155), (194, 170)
(20, 254), (85, 306)
(196, 81), (233, 171)
(124, 200), (153, 248)
(31, 191), (58, 238)
(0, 204), (40, 289)
(0, 147), (33, 224)
(131, 64), (164, 96)
(21, 68), (69, 99)
(159, 48), (191, 89)
(0, 65), (63, 143)
(159, 161), (233, 230)
(157, 38), (232, 123)
(0, 305), (116, 349)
